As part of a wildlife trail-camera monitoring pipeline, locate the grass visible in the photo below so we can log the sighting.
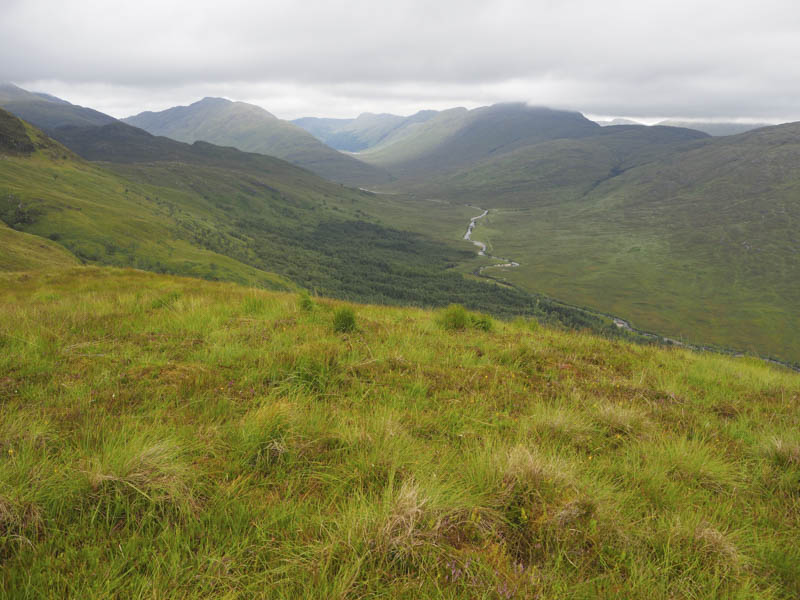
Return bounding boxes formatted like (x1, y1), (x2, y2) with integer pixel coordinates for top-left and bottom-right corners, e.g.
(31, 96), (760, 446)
(332, 306), (357, 333)
(1, 266), (799, 598)
(438, 303), (493, 332)
(0, 221), (79, 271)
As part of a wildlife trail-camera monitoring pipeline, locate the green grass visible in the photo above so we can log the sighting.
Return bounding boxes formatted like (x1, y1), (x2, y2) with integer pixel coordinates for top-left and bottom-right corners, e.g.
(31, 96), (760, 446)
(1, 266), (799, 598)
(0, 222), (79, 271)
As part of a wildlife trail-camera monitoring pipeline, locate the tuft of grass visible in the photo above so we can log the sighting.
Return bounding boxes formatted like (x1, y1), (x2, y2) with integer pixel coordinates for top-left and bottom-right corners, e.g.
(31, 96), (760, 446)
(81, 435), (197, 519)
(765, 437), (800, 468)
(332, 306), (357, 333)
(437, 303), (493, 332)
(438, 303), (470, 330)
(298, 290), (315, 312)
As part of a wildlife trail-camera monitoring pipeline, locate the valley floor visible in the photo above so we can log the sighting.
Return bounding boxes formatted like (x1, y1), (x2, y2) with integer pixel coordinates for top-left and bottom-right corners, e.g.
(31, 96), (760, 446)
(1, 267), (799, 598)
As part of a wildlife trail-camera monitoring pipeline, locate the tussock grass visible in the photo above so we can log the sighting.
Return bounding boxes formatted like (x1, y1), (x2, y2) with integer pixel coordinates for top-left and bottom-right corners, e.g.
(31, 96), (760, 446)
(438, 303), (494, 332)
(1, 266), (799, 598)
(332, 306), (357, 333)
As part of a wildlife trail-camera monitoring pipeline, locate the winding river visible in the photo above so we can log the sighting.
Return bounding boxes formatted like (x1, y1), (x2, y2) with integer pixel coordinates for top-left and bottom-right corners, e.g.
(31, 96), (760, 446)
(463, 207), (520, 272)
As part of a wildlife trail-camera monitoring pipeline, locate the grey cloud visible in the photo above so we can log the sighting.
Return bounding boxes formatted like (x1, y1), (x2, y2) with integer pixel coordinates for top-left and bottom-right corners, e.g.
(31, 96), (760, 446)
(2, 0), (799, 120)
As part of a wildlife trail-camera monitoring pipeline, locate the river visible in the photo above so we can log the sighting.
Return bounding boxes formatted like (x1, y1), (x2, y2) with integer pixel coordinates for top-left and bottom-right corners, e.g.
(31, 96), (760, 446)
(463, 207), (519, 272)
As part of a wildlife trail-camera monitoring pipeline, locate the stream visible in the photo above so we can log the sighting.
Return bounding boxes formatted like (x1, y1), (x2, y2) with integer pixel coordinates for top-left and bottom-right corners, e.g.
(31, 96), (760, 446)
(463, 207), (519, 272)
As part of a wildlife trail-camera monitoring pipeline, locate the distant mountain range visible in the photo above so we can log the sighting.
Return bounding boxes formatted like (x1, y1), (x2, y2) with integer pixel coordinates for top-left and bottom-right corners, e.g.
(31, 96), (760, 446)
(123, 98), (390, 185)
(655, 120), (774, 136)
(353, 103), (602, 178)
(592, 115), (774, 136)
(292, 110), (438, 152)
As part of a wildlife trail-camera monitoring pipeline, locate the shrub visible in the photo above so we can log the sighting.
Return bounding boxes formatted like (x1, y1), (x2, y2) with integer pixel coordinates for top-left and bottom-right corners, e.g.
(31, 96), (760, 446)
(333, 307), (356, 333)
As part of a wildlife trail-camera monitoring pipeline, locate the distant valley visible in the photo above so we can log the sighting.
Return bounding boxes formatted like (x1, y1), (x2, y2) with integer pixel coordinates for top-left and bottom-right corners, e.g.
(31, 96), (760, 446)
(2, 82), (798, 364)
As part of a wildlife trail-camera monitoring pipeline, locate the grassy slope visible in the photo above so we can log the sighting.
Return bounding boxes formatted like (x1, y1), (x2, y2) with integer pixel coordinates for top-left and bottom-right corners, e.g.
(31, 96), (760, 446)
(0, 222), (79, 271)
(1, 267), (799, 598)
(123, 98), (390, 186)
(0, 115), (295, 291)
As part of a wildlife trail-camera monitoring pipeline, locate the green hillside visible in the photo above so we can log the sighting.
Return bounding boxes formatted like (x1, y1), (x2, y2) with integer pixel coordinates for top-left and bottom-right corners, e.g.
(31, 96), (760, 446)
(2, 267), (799, 598)
(0, 110), (295, 290)
(390, 125), (709, 206)
(444, 122), (800, 363)
(123, 98), (391, 186)
(293, 110), (438, 152)
(0, 82), (116, 131)
(357, 103), (601, 177)
(0, 222), (79, 271)
(0, 109), (632, 334)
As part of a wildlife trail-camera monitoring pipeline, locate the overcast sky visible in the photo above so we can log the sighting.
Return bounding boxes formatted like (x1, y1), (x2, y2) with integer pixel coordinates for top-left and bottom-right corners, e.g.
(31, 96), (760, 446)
(2, 0), (799, 121)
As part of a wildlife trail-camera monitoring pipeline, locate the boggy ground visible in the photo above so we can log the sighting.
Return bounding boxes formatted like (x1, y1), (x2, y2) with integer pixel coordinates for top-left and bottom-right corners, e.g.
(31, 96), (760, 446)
(1, 267), (799, 598)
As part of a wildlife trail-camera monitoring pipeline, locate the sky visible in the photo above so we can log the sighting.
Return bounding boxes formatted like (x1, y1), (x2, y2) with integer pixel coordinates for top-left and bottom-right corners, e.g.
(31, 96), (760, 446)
(2, 0), (799, 121)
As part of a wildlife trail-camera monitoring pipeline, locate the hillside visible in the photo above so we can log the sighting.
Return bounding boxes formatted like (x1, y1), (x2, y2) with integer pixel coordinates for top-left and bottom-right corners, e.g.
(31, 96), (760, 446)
(0, 82), (116, 131)
(390, 124), (710, 206)
(457, 122), (800, 362)
(0, 221), (80, 271)
(123, 98), (391, 185)
(293, 110), (438, 152)
(1, 266), (799, 598)
(357, 103), (601, 177)
(0, 109), (630, 334)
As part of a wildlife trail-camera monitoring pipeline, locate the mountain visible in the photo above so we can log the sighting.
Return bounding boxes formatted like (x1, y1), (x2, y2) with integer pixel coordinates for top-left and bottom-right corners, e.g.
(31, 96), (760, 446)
(657, 119), (774, 136)
(123, 97), (391, 185)
(0, 82), (116, 130)
(356, 103), (601, 177)
(293, 110), (438, 152)
(390, 124), (710, 206)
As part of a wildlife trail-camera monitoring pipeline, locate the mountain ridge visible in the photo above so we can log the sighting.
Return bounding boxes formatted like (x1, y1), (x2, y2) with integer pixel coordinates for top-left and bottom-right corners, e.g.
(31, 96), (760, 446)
(123, 97), (391, 185)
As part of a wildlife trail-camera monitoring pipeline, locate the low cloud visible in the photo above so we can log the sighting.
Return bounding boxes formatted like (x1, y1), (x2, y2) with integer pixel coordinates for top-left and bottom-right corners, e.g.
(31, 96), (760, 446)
(3, 0), (798, 120)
